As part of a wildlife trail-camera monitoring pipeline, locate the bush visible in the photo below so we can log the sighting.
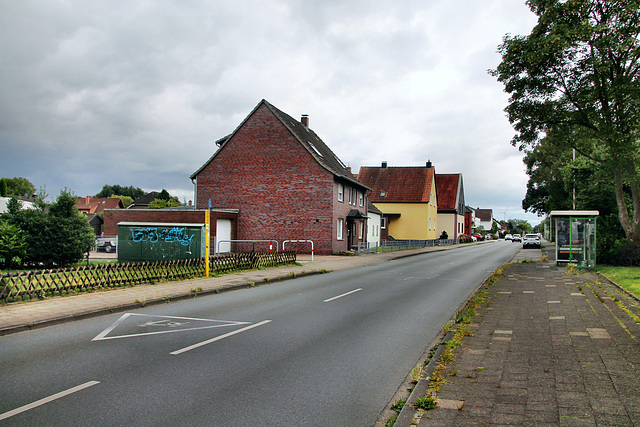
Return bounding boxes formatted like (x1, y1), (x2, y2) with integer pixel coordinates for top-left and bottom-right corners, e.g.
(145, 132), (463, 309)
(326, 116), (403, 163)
(3, 191), (95, 268)
(458, 234), (473, 243)
(439, 231), (448, 240)
(617, 241), (640, 266)
(0, 219), (26, 269)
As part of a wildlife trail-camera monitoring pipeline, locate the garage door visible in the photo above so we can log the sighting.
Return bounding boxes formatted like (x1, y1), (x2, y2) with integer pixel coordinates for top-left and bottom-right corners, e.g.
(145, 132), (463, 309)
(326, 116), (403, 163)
(216, 219), (232, 253)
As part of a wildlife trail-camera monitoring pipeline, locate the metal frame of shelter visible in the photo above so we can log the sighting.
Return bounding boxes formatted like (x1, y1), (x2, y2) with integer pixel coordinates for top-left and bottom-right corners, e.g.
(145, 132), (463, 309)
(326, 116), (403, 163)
(549, 210), (599, 269)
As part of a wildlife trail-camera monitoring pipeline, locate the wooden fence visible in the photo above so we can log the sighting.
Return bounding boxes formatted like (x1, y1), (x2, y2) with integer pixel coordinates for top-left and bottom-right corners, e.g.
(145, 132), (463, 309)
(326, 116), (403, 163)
(0, 251), (297, 304)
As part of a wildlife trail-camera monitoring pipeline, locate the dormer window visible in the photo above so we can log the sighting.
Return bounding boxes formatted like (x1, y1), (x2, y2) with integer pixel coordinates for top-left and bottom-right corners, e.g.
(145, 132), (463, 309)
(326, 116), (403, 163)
(380, 191), (386, 198)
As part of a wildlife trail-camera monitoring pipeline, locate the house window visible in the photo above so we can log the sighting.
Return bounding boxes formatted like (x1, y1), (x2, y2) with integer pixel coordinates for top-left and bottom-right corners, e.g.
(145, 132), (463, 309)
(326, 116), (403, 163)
(337, 218), (344, 240)
(359, 222), (364, 239)
(380, 190), (386, 198)
(338, 183), (344, 202)
(381, 217), (387, 229)
(359, 193), (363, 207)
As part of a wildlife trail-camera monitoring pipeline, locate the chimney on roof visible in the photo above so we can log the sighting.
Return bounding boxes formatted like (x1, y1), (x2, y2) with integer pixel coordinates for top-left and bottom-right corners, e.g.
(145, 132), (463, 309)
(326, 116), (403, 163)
(426, 160), (432, 168)
(301, 114), (309, 128)
(381, 161), (387, 169)
(86, 196), (91, 204)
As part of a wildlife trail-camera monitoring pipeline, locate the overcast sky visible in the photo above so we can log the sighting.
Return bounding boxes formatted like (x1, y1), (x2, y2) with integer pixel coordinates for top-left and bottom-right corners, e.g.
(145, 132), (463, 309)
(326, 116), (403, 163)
(0, 0), (542, 224)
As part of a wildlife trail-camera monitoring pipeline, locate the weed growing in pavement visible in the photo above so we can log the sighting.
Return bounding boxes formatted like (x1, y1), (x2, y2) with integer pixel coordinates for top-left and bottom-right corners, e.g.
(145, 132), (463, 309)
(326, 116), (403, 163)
(411, 365), (424, 382)
(442, 320), (455, 334)
(391, 399), (406, 413)
(414, 395), (436, 410)
(385, 416), (397, 427)
(566, 263), (577, 275)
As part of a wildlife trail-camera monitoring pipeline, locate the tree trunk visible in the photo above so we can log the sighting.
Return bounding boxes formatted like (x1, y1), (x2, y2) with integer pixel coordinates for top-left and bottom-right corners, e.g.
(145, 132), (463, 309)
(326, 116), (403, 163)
(613, 168), (640, 242)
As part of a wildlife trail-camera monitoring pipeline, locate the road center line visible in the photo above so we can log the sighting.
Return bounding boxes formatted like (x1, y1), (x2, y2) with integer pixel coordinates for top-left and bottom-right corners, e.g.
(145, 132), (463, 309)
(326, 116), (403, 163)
(170, 320), (272, 355)
(324, 288), (362, 303)
(0, 381), (100, 421)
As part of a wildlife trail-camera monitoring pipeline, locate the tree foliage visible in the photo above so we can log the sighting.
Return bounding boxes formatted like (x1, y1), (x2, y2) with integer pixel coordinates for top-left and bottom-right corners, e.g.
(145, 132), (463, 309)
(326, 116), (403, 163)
(0, 177), (36, 198)
(0, 219), (27, 269)
(491, 0), (640, 240)
(3, 191), (94, 268)
(149, 189), (181, 208)
(95, 184), (146, 200)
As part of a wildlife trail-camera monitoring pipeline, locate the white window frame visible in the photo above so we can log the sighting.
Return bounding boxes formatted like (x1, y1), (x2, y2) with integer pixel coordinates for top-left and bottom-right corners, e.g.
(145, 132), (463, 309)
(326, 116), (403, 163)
(381, 217), (387, 229)
(337, 218), (344, 240)
(338, 183), (344, 202)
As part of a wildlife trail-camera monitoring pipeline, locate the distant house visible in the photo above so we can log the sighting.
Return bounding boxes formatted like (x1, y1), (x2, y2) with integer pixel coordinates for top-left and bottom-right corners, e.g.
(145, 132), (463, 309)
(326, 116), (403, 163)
(74, 197), (124, 235)
(435, 174), (466, 240)
(190, 99), (369, 255)
(75, 197), (124, 214)
(475, 208), (494, 232)
(0, 197), (38, 214)
(366, 202), (383, 249)
(358, 162), (439, 241)
(128, 192), (159, 209)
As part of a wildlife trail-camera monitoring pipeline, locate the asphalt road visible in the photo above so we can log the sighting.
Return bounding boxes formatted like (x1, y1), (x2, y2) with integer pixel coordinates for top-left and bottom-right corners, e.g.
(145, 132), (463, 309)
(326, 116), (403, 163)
(0, 241), (519, 426)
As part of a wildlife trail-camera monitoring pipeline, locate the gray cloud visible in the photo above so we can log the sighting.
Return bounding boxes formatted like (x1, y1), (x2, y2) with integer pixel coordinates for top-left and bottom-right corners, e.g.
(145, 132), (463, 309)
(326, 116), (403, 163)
(0, 0), (541, 222)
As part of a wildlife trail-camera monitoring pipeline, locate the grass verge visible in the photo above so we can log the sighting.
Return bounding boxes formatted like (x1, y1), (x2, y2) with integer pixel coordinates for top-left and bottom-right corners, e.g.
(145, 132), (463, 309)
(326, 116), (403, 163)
(598, 266), (640, 298)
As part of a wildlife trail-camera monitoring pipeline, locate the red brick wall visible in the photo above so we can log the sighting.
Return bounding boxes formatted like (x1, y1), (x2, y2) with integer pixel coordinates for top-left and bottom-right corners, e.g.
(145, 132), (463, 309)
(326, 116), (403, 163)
(103, 209), (237, 249)
(194, 104), (352, 255)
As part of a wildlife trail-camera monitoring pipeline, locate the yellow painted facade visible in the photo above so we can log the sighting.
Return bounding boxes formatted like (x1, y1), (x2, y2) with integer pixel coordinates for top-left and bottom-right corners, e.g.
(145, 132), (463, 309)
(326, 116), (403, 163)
(377, 199), (439, 240)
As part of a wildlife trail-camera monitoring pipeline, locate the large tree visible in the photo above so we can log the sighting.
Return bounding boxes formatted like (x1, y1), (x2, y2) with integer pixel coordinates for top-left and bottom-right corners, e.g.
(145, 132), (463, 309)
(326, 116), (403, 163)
(0, 177), (36, 198)
(95, 184), (146, 200)
(491, 0), (640, 240)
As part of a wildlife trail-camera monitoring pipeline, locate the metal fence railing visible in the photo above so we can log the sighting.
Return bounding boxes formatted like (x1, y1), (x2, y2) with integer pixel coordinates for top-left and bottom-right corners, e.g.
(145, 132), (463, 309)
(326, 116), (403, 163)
(0, 251), (297, 304)
(357, 239), (456, 254)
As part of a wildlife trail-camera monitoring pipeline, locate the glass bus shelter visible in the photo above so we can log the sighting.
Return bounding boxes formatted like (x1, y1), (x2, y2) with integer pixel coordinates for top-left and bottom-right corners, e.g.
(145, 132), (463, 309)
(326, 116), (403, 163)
(549, 210), (599, 268)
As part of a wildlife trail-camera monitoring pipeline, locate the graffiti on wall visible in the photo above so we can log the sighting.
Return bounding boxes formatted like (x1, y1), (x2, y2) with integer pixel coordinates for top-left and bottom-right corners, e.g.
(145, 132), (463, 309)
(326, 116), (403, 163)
(131, 227), (195, 246)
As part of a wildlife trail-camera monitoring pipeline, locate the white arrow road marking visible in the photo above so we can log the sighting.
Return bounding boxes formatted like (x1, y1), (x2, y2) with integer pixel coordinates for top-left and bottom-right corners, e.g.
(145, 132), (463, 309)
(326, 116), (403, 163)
(170, 320), (272, 355)
(0, 381), (100, 421)
(92, 313), (251, 341)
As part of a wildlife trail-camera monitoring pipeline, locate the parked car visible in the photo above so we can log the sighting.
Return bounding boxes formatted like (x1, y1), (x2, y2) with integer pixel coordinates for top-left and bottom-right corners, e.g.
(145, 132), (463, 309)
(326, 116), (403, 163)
(473, 233), (483, 241)
(512, 234), (522, 242)
(523, 234), (541, 249)
(505, 234), (513, 241)
(96, 237), (117, 253)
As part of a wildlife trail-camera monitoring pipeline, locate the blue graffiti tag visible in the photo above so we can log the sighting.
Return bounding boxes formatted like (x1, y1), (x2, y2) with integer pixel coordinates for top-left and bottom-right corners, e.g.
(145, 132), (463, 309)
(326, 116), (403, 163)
(131, 227), (194, 246)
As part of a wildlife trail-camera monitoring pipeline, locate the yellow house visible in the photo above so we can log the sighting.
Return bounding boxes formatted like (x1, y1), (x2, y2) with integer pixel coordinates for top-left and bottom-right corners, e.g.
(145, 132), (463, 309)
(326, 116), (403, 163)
(358, 162), (439, 240)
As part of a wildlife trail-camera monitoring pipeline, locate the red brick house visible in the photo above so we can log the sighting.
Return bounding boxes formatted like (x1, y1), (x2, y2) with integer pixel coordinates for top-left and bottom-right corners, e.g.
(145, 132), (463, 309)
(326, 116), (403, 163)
(190, 99), (369, 255)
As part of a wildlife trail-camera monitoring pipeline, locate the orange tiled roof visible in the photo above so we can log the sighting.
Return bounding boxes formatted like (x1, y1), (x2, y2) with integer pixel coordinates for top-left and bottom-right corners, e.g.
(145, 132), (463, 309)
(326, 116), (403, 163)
(75, 197), (123, 214)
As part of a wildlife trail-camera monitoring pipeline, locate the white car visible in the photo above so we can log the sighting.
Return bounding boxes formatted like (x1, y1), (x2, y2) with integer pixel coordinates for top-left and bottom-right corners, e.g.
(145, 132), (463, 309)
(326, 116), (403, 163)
(505, 234), (513, 241)
(523, 234), (541, 248)
(512, 234), (522, 242)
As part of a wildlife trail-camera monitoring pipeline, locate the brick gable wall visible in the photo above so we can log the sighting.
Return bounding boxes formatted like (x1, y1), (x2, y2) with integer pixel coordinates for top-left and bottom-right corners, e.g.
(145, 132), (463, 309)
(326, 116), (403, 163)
(195, 103), (349, 255)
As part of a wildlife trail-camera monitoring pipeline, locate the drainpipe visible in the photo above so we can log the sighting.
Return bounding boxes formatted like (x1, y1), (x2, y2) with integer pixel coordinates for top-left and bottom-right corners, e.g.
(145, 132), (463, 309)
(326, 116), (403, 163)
(191, 178), (197, 209)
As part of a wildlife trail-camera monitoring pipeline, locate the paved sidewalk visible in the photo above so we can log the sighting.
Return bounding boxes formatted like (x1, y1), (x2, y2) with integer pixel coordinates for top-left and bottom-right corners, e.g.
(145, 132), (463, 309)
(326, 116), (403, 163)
(0, 243), (468, 335)
(406, 246), (640, 426)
